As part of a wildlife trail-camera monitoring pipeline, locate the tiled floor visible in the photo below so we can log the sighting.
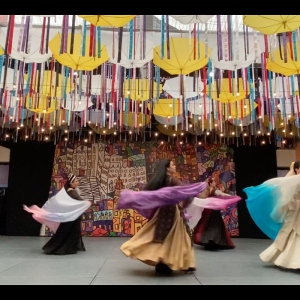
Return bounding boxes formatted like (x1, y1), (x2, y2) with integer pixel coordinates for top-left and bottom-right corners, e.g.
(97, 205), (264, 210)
(0, 236), (300, 285)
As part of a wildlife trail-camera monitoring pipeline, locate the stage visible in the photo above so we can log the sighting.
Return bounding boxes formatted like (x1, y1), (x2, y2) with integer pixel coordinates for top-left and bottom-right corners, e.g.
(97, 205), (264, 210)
(0, 236), (299, 285)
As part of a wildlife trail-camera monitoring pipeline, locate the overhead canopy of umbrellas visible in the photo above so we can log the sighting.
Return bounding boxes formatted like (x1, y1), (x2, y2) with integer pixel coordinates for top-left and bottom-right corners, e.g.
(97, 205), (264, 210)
(0, 14), (298, 146)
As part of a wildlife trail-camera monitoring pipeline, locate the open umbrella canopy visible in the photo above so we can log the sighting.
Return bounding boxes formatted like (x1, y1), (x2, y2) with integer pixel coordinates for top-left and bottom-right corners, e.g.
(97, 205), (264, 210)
(0, 28), (51, 63)
(153, 38), (210, 75)
(170, 15), (214, 25)
(243, 15), (300, 35)
(208, 78), (249, 103)
(149, 98), (180, 118)
(163, 75), (204, 99)
(266, 42), (300, 76)
(107, 32), (155, 69)
(78, 15), (135, 27)
(154, 114), (183, 126)
(211, 42), (262, 71)
(49, 33), (109, 71)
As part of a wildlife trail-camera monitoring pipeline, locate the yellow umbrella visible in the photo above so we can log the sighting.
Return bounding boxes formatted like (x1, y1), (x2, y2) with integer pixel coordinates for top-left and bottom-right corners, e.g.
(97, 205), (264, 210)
(27, 95), (57, 114)
(123, 79), (162, 101)
(243, 15), (300, 35)
(263, 116), (286, 128)
(189, 117), (210, 130)
(89, 124), (115, 135)
(153, 38), (210, 75)
(0, 48), (3, 56)
(148, 98), (180, 118)
(78, 15), (135, 27)
(208, 78), (249, 103)
(121, 112), (150, 127)
(157, 123), (185, 136)
(225, 100), (258, 119)
(49, 33), (109, 71)
(266, 42), (300, 76)
(276, 124), (298, 137)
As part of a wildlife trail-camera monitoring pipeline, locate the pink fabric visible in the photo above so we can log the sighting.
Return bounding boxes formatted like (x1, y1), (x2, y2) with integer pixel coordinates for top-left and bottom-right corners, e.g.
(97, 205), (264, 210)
(23, 205), (60, 233)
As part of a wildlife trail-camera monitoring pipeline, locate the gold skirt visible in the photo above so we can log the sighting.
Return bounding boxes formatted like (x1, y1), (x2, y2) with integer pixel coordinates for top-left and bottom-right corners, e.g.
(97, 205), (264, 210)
(120, 206), (195, 271)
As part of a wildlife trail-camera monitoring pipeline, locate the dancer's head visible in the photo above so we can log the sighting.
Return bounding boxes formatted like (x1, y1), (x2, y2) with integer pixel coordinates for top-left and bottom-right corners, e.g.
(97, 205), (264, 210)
(207, 177), (216, 188)
(144, 159), (175, 190)
(293, 161), (300, 174)
(64, 173), (79, 189)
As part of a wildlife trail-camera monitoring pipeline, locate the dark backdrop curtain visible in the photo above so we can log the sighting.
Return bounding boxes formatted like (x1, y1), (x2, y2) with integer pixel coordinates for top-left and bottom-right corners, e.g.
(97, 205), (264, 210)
(3, 141), (55, 236)
(232, 144), (278, 239)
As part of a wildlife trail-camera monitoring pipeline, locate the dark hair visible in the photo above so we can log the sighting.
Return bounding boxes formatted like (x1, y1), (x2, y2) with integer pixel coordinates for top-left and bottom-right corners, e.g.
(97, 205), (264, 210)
(294, 161), (300, 174)
(64, 174), (77, 190)
(144, 159), (171, 191)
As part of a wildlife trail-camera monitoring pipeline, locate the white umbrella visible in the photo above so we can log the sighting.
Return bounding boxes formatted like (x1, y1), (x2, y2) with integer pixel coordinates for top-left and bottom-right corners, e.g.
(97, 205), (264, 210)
(106, 32), (155, 68)
(211, 43), (262, 71)
(0, 67), (16, 90)
(78, 109), (109, 124)
(0, 27), (52, 63)
(228, 114), (256, 126)
(154, 114), (183, 125)
(187, 97), (214, 115)
(170, 15), (214, 25)
(81, 73), (112, 95)
(63, 94), (94, 112)
(163, 76), (204, 100)
(274, 76), (299, 98)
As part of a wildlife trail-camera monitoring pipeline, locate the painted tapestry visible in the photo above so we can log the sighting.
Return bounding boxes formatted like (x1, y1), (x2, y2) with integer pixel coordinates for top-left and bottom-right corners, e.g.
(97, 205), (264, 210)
(46, 141), (238, 237)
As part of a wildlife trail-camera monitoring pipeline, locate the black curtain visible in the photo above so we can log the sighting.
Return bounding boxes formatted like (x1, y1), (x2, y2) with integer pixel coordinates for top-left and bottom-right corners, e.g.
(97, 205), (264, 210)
(232, 144), (278, 239)
(5, 141), (55, 236)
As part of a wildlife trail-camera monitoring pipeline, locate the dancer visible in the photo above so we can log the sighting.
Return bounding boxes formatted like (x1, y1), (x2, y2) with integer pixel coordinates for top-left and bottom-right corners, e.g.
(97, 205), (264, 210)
(193, 177), (235, 250)
(24, 173), (92, 255)
(244, 161), (300, 269)
(117, 159), (241, 275)
(118, 159), (206, 275)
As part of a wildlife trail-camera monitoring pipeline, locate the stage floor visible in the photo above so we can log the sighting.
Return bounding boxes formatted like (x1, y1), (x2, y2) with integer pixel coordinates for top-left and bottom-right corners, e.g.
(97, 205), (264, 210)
(0, 236), (299, 285)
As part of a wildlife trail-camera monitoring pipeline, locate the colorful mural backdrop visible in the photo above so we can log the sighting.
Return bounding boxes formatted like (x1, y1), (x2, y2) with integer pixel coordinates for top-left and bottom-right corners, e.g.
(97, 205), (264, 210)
(45, 141), (238, 237)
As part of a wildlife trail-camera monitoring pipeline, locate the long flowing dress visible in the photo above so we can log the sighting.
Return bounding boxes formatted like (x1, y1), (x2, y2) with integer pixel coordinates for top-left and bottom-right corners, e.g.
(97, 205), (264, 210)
(120, 177), (197, 271)
(42, 188), (86, 255)
(244, 174), (300, 268)
(193, 189), (235, 249)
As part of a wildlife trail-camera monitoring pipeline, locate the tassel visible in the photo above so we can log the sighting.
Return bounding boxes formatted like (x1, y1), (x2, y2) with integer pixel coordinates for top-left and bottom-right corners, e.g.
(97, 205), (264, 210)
(117, 27), (123, 63)
(205, 23), (208, 58)
(243, 25), (247, 61)
(40, 17), (46, 54)
(253, 32), (258, 60)
(288, 32), (294, 60)
(224, 21), (228, 61)
(129, 19), (134, 60)
(217, 15), (222, 61)
(63, 15), (68, 54)
(277, 34), (283, 60)
(17, 15), (25, 53)
(282, 32), (288, 63)
(60, 15), (65, 54)
(246, 25), (249, 54)
(89, 24), (94, 57)
(26, 16), (33, 54)
(161, 15), (165, 59)
(166, 15), (170, 59)
(97, 26), (101, 58)
(7, 15), (15, 55)
(70, 15), (76, 55)
(197, 23), (200, 60)
(81, 20), (87, 56)
(143, 15), (146, 60)
(45, 17), (50, 54)
(293, 30), (298, 61)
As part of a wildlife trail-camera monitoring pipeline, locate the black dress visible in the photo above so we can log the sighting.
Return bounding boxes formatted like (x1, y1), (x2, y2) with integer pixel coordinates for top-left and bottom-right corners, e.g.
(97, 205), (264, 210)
(42, 189), (86, 255)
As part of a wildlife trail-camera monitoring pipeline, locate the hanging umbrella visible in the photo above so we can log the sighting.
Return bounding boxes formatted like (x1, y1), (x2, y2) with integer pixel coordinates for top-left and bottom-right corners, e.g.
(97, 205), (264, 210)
(187, 96), (214, 115)
(266, 42), (300, 76)
(154, 114), (183, 125)
(123, 78), (162, 101)
(153, 38), (210, 75)
(48, 33), (109, 71)
(243, 15), (300, 35)
(107, 32), (156, 68)
(81, 73), (112, 95)
(228, 114), (256, 126)
(63, 94), (94, 112)
(149, 98), (180, 118)
(208, 78), (249, 103)
(157, 123), (184, 136)
(0, 67), (16, 90)
(89, 124), (115, 135)
(78, 109), (109, 124)
(0, 28), (51, 63)
(170, 15), (215, 25)
(78, 15), (135, 27)
(211, 43), (262, 71)
(120, 112), (150, 127)
(163, 75), (204, 99)
(226, 100), (258, 119)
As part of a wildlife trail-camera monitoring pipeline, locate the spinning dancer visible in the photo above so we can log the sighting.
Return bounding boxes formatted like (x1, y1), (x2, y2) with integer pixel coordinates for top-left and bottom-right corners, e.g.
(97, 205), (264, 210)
(117, 159), (241, 275)
(193, 177), (235, 250)
(244, 161), (300, 269)
(24, 173), (91, 255)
